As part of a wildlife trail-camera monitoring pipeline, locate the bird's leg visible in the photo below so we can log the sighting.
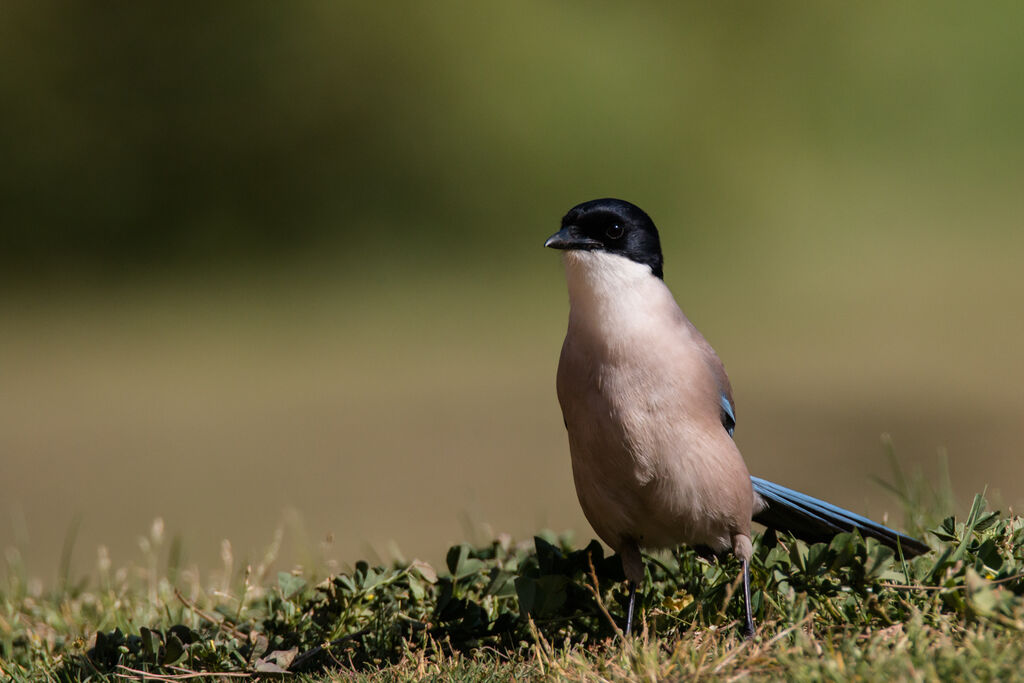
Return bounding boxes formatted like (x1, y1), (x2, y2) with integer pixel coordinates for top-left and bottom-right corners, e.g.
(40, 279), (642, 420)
(625, 581), (637, 636)
(619, 539), (644, 637)
(741, 557), (755, 638)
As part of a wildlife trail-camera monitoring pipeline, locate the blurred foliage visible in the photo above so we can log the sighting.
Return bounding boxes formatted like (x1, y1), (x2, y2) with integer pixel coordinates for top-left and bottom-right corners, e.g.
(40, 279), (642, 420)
(6, 494), (1024, 679)
(1, 2), (1022, 277)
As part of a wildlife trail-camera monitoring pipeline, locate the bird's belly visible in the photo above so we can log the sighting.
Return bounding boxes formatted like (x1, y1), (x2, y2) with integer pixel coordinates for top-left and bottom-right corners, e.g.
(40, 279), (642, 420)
(557, 325), (753, 556)
(567, 415), (738, 554)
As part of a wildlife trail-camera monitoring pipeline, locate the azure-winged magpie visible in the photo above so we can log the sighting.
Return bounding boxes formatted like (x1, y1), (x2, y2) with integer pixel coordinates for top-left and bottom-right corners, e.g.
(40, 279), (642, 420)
(545, 198), (929, 637)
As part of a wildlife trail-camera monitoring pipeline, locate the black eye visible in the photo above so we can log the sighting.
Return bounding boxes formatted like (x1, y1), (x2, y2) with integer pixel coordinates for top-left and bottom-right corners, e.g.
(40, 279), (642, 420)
(606, 224), (624, 239)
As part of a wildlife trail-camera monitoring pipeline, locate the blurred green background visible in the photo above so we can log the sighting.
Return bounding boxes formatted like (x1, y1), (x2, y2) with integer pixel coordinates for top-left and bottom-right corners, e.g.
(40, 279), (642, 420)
(3, 2), (1023, 583)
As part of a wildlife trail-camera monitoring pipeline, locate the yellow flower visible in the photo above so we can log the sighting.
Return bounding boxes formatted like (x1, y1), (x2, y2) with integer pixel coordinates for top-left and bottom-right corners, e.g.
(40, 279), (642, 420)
(662, 591), (694, 611)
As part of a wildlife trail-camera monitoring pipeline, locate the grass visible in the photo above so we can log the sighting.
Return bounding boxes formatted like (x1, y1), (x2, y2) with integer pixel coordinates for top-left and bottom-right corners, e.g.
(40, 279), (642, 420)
(4, 485), (1024, 681)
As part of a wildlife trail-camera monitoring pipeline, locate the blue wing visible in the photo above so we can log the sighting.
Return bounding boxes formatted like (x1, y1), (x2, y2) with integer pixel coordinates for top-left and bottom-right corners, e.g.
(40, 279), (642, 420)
(719, 393), (736, 437)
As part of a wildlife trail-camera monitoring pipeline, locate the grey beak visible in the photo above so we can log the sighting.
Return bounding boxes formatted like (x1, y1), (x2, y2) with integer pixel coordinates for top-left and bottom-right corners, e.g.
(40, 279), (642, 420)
(544, 226), (600, 250)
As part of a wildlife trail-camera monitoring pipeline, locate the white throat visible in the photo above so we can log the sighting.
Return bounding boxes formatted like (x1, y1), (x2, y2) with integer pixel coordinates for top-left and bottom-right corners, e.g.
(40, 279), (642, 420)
(562, 250), (676, 338)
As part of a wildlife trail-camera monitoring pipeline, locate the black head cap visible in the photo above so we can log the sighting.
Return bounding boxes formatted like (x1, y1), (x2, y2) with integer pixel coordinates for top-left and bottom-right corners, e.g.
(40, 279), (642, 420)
(544, 198), (664, 279)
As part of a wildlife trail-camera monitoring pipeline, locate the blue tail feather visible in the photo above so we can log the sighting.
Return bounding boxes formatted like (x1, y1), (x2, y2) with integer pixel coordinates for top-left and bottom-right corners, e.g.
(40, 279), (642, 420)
(751, 476), (929, 557)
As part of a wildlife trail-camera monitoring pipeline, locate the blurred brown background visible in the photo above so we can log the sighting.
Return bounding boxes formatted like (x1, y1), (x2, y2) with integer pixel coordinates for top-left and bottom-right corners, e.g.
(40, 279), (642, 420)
(2, 2), (1023, 583)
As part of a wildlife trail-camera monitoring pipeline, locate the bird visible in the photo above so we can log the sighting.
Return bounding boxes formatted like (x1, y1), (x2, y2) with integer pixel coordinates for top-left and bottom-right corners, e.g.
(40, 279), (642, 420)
(544, 198), (929, 637)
